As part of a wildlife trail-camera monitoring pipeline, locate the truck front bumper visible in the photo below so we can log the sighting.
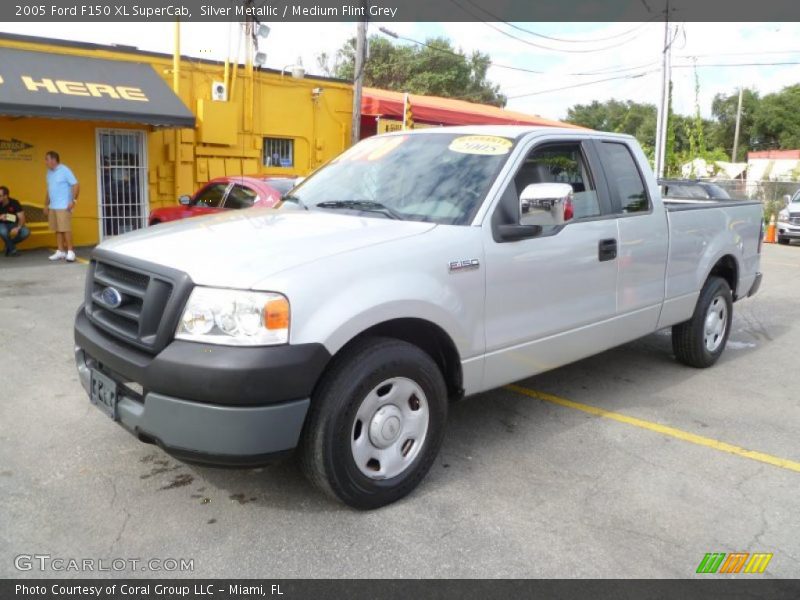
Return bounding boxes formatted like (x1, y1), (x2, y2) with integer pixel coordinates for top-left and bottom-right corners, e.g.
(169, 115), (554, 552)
(777, 221), (800, 239)
(74, 309), (329, 466)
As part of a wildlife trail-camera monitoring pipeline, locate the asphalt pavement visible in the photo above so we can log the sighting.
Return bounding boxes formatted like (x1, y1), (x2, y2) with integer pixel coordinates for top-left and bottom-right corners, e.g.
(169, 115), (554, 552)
(1, 244), (798, 578)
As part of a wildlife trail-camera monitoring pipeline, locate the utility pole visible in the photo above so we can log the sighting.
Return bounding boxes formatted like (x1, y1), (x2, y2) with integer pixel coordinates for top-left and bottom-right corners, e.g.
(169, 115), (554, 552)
(731, 86), (744, 162)
(351, 11), (367, 146)
(654, 2), (671, 179)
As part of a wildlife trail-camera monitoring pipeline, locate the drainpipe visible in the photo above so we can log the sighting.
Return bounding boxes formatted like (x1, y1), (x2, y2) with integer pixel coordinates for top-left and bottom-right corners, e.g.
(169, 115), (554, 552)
(173, 20), (181, 201)
(244, 21), (254, 132)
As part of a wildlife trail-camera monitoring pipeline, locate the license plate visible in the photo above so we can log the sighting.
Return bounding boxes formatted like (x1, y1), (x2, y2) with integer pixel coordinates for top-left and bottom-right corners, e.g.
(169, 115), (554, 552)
(90, 369), (118, 420)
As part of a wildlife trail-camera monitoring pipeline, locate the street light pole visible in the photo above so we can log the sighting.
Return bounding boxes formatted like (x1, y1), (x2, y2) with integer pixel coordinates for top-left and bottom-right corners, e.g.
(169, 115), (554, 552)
(351, 12), (367, 146)
(732, 86), (744, 162)
(654, 3), (671, 179)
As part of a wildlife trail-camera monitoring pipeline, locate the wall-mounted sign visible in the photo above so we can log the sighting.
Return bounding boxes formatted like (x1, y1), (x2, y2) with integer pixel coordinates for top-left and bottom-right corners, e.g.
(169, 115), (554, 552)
(0, 137), (33, 161)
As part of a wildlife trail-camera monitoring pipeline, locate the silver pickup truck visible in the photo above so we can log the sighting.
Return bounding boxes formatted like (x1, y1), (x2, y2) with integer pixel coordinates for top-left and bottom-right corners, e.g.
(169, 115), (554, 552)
(74, 127), (763, 508)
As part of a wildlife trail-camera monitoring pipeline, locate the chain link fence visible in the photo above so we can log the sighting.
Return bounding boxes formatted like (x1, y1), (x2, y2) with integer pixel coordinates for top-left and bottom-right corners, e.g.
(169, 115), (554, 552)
(703, 179), (799, 202)
(699, 179), (800, 220)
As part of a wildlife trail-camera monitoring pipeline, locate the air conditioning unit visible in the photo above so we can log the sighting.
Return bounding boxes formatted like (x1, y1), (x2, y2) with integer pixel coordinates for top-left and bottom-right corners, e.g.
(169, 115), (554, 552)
(211, 81), (227, 101)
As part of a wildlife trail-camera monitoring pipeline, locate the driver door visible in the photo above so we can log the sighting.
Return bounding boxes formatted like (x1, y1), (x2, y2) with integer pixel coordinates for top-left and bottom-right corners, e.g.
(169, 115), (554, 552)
(481, 137), (620, 390)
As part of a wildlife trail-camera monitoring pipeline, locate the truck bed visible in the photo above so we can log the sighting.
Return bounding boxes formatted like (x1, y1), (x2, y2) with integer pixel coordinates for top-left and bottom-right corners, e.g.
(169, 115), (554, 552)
(662, 198), (762, 320)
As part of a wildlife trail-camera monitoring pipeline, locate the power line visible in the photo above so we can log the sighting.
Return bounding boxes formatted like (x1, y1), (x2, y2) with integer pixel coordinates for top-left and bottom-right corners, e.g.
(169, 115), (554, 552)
(676, 49), (800, 58)
(459, 0), (661, 44)
(672, 61), (800, 68)
(378, 27), (663, 79)
(507, 70), (658, 99)
(378, 27), (544, 74)
(448, 0), (650, 54)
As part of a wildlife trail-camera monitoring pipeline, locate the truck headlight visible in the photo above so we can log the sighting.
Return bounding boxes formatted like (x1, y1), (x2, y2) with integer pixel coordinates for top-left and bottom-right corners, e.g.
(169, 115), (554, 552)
(176, 287), (289, 346)
(778, 209), (789, 221)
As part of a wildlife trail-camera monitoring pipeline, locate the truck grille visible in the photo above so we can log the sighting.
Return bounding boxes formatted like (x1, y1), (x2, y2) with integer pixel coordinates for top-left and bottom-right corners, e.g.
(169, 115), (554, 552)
(789, 212), (800, 225)
(84, 254), (193, 354)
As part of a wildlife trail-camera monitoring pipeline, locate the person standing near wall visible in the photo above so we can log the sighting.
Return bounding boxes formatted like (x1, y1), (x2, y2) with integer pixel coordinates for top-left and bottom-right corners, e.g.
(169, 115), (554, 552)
(43, 150), (79, 263)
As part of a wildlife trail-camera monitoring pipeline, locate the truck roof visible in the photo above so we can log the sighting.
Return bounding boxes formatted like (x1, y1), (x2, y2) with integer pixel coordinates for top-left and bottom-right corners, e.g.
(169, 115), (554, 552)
(383, 124), (634, 142)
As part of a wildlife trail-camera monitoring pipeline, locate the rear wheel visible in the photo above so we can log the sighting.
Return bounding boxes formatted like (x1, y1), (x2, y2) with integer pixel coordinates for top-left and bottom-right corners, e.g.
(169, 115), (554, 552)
(672, 276), (733, 368)
(299, 337), (448, 509)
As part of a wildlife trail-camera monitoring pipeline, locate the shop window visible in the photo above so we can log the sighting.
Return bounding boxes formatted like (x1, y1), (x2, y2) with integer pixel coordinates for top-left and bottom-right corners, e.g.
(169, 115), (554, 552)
(263, 138), (294, 168)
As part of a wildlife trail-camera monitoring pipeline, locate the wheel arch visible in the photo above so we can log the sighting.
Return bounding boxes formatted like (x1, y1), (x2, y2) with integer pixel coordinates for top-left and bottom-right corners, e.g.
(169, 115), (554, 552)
(326, 318), (464, 402)
(707, 253), (739, 299)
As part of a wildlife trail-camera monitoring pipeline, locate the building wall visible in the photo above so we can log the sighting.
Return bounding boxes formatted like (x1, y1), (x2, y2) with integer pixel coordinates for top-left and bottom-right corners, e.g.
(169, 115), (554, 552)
(0, 36), (353, 248)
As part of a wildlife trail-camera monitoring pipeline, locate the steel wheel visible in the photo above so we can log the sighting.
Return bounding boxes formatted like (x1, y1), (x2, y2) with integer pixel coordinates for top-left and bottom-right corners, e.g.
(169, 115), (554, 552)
(703, 294), (728, 352)
(350, 377), (430, 480)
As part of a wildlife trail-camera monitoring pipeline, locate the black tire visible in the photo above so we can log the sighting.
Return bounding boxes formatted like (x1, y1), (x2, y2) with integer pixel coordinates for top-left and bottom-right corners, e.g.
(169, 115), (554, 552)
(778, 237), (790, 245)
(299, 336), (448, 509)
(672, 276), (733, 368)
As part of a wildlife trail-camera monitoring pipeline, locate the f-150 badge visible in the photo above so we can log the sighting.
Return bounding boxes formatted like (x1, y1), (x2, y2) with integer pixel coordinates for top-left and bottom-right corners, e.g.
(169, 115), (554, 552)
(449, 259), (480, 272)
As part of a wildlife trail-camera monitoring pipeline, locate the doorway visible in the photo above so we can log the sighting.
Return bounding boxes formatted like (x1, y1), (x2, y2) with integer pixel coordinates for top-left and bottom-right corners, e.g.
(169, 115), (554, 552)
(96, 129), (148, 239)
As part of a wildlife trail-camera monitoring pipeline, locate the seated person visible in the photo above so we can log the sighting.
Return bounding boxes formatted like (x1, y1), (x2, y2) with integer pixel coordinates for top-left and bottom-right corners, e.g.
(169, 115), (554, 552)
(0, 186), (31, 257)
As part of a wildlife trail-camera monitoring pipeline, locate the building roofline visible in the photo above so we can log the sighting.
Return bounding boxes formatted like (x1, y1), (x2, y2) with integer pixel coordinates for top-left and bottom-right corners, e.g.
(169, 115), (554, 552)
(0, 31), (351, 86)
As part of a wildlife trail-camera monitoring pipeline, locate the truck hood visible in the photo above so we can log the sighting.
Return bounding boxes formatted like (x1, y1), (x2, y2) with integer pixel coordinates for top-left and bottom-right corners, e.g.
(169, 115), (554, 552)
(97, 208), (437, 288)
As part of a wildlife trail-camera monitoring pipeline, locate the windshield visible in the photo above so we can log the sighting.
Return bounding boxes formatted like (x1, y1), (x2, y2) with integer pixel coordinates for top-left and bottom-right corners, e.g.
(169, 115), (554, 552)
(289, 133), (515, 225)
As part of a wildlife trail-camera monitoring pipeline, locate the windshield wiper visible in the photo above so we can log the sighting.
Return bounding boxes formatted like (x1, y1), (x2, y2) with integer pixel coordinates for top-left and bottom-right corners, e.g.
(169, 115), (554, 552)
(316, 200), (402, 220)
(281, 194), (308, 210)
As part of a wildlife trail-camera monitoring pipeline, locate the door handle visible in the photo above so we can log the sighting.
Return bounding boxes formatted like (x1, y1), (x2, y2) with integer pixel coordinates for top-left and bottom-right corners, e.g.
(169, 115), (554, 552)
(598, 238), (617, 262)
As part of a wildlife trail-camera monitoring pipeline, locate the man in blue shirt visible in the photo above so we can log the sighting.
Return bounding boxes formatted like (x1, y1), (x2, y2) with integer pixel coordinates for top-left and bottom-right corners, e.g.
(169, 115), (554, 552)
(44, 150), (79, 262)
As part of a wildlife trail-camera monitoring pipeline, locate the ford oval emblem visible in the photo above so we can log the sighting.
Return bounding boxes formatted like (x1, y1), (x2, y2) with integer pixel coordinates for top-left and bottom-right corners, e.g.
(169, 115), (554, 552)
(101, 286), (123, 308)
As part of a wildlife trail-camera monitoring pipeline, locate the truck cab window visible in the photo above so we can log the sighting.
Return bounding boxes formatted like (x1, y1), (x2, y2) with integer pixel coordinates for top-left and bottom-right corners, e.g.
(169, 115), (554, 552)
(513, 144), (600, 229)
(601, 142), (649, 213)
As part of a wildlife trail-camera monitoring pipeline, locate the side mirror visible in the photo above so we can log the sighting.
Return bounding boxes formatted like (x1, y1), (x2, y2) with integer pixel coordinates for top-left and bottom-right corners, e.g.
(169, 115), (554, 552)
(178, 195), (192, 206)
(783, 194), (792, 206)
(519, 183), (574, 227)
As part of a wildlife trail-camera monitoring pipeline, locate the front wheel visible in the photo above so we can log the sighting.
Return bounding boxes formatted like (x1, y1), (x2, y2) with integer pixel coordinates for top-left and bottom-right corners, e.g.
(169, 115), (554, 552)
(778, 237), (790, 245)
(299, 337), (448, 509)
(672, 276), (733, 368)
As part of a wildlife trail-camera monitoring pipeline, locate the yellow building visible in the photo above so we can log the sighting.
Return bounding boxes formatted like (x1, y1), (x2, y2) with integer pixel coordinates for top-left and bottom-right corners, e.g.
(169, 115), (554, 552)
(0, 32), (353, 249)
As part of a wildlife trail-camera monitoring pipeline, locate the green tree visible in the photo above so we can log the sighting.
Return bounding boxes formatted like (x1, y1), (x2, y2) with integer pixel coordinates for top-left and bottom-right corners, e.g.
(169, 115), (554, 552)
(565, 99), (657, 156)
(751, 85), (800, 150)
(317, 36), (506, 107)
(710, 88), (759, 161)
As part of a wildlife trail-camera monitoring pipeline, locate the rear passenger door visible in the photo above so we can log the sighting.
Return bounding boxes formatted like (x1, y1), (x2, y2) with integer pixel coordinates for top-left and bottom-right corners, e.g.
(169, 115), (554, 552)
(594, 140), (669, 336)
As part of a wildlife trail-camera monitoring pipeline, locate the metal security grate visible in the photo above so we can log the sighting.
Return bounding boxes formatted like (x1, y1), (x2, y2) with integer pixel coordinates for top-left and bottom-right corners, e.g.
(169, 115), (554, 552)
(263, 137), (294, 168)
(96, 129), (148, 239)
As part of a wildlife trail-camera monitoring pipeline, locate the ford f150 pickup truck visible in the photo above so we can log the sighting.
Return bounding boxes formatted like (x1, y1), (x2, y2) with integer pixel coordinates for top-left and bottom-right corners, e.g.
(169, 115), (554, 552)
(74, 127), (763, 509)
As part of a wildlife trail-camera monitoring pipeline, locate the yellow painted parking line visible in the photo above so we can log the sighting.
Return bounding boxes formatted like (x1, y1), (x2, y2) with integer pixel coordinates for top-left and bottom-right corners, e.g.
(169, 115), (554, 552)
(506, 384), (800, 474)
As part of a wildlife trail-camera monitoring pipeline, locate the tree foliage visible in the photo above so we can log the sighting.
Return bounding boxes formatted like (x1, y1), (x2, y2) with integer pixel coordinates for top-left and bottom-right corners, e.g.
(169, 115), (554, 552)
(710, 88), (759, 162)
(751, 84), (800, 151)
(565, 99), (658, 158)
(567, 83), (800, 176)
(318, 36), (506, 107)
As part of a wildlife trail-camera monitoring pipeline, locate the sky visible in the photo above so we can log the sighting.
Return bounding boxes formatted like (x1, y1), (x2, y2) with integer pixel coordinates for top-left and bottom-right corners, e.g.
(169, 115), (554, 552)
(1, 21), (798, 121)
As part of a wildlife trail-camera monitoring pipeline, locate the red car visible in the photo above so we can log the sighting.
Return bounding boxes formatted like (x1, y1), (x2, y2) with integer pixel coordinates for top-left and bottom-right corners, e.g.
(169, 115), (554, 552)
(148, 176), (296, 225)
